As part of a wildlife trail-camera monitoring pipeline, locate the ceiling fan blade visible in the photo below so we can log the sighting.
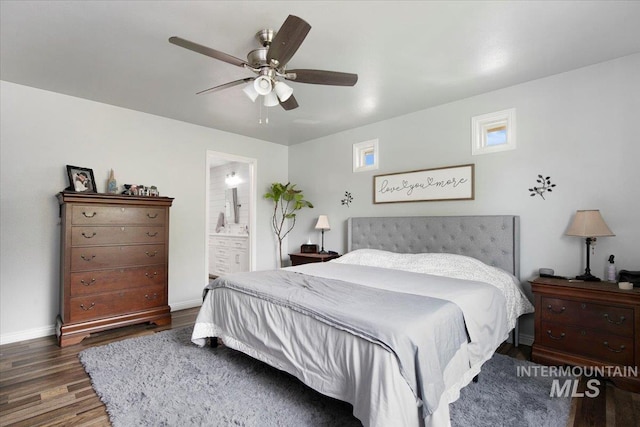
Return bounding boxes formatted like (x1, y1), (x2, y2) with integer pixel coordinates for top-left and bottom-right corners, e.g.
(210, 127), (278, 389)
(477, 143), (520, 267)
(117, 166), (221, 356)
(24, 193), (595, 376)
(196, 78), (253, 95)
(280, 95), (299, 111)
(169, 36), (248, 68)
(267, 15), (311, 68)
(286, 69), (358, 86)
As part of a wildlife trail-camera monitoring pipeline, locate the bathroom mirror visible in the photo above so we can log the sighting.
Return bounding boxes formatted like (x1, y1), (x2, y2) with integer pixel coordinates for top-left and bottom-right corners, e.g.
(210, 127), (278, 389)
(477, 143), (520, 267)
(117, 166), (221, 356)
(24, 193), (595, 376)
(225, 187), (239, 224)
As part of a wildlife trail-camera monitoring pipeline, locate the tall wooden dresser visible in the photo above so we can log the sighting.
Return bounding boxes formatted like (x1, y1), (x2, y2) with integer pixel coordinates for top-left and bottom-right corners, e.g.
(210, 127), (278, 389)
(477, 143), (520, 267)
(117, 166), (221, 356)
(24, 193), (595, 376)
(56, 192), (173, 346)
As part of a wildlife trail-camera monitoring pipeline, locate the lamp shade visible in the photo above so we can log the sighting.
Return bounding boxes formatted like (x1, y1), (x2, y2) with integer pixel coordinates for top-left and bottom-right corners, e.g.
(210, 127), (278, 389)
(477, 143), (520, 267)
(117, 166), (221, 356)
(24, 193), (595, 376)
(242, 82), (259, 102)
(315, 215), (330, 230)
(274, 81), (293, 102)
(253, 75), (272, 95)
(263, 91), (279, 107)
(566, 210), (614, 237)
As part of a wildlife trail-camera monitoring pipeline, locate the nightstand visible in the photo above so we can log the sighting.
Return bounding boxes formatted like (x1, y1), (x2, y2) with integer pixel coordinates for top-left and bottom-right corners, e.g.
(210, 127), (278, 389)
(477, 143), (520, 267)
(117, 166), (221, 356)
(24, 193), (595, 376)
(289, 252), (340, 266)
(530, 277), (640, 392)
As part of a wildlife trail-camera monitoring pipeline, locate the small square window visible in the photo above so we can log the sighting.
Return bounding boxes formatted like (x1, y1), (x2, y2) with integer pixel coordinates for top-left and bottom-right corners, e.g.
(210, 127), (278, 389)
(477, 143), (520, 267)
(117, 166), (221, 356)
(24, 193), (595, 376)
(353, 139), (379, 172)
(486, 126), (507, 146)
(364, 151), (375, 166)
(471, 109), (516, 155)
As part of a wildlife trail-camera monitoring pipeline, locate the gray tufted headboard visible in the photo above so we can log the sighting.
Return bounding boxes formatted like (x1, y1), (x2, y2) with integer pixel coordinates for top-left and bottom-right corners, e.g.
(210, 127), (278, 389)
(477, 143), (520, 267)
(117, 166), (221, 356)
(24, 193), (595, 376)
(347, 216), (520, 278)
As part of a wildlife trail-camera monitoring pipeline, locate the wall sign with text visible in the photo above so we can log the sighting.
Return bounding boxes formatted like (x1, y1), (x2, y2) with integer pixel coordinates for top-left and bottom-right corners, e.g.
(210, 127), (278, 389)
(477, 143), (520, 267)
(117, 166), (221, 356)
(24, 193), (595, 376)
(373, 164), (475, 203)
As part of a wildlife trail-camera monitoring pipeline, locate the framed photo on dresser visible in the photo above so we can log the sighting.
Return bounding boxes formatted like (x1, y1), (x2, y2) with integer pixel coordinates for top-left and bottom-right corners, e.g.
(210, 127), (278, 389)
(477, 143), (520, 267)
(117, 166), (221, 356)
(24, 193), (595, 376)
(66, 165), (96, 193)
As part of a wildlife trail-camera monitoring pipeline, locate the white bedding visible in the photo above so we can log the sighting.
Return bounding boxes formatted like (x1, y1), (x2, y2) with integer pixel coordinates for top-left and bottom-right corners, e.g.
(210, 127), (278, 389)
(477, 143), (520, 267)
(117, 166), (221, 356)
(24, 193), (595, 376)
(192, 250), (534, 427)
(332, 249), (535, 330)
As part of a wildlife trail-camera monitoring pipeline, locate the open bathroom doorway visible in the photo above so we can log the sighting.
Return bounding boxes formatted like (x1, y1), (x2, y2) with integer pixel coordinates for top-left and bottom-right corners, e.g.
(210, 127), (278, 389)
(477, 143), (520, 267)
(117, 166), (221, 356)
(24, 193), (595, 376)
(205, 151), (256, 283)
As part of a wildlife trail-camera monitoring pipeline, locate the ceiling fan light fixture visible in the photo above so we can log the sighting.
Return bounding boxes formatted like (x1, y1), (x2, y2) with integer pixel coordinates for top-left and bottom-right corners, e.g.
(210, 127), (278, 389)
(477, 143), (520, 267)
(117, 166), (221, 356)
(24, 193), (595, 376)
(171, 15), (357, 113)
(274, 81), (293, 102)
(263, 91), (279, 107)
(253, 75), (273, 95)
(242, 82), (259, 102)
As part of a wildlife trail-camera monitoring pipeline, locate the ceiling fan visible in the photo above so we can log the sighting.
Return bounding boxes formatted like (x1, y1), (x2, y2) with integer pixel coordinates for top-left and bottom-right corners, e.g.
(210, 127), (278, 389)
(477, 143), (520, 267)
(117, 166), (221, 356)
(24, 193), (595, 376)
(169, 15), (358, 111)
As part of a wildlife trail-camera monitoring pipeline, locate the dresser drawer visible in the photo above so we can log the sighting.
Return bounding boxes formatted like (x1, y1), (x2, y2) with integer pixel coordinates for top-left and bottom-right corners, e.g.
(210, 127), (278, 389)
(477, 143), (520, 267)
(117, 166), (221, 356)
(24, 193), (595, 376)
(71, 244), (165, 271)
(213, 246), (228, 257)
(68, 285), (167, 322)
(71, 226), (165, 246)
(213, 237), (248, 249)
(70, 265), (167, 296)
(214, 262), (230, 274)
(542, 297), (634, 336)
(71, 205), (166, 226)
(540, 321), (634, 366)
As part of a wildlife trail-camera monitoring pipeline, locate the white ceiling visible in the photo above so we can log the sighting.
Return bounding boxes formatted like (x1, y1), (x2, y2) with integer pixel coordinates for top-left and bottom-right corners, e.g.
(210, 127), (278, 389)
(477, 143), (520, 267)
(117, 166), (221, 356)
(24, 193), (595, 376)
(2, 1), (640, 146)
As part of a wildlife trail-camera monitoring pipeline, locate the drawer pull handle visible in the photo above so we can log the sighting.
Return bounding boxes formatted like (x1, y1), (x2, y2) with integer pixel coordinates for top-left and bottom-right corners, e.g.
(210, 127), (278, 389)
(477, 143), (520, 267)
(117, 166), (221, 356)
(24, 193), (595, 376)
(603, 341), (625, 353)
(82, 211), (97, 218)
(146, 231), (158, 237)
(80, 303), (95, 311)
(145, 251), (158, 257)
(80, 278), (96, 286)
(147, 213), (159, 219)
(145, 272), (158, 279)
(546, 304), (566, 314)
(145, 293), (159, 300)
(603, 313), (625, 325)
(546, 330), (565, 340)
(80, 255), (96, 261)
(81, 232), (97, 238)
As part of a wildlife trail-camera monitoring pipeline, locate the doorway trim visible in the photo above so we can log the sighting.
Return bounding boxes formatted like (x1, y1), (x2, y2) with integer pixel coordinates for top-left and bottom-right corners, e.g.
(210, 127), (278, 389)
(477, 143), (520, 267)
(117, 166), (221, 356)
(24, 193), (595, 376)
(205, 150), (257, 284)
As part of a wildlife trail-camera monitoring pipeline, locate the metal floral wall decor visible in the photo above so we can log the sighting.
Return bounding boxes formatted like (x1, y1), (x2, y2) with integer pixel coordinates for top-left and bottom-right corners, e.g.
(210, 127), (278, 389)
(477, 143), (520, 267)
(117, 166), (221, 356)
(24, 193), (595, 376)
(529, 174), (556, 200)
(341, 191), (353, 207)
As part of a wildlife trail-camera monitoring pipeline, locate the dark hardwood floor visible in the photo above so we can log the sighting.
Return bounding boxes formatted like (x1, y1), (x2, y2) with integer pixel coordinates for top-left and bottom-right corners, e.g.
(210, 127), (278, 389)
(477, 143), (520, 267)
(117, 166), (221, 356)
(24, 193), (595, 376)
(1, 307), (638, 426)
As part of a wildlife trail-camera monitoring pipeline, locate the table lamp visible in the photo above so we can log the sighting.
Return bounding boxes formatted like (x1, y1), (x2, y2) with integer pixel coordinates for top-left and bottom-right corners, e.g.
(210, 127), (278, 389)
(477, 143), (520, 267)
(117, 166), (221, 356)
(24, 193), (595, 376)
(315, 215), (330, 254)
(565, 210), (614, 281)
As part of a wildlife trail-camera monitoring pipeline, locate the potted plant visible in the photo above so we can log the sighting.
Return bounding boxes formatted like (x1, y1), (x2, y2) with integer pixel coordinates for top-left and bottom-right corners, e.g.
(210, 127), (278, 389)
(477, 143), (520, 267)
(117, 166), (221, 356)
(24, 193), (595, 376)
(264, 182), (313, 267)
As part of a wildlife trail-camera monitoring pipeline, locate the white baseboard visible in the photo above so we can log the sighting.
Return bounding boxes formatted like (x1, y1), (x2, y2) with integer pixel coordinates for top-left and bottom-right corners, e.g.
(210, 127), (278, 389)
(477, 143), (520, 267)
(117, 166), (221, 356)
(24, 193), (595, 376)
(0, 325), (56, 345)
(0, 299), (203, 346)
(505, 332), (534, 348)
(518, 333), (534, 347)
(170, 299), (202, 311)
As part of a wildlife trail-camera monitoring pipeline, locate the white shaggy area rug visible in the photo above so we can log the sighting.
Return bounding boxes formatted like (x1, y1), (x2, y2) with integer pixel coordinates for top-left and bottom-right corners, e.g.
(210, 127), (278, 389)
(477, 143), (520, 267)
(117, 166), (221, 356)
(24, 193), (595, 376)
(79, 327), (572, 427)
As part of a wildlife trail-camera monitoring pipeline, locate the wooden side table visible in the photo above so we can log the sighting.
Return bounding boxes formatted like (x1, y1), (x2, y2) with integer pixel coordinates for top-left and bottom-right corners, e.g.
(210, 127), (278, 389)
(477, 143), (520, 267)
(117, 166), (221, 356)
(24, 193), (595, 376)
(530, 276), (640, 392)
(289, 252), (340, 266)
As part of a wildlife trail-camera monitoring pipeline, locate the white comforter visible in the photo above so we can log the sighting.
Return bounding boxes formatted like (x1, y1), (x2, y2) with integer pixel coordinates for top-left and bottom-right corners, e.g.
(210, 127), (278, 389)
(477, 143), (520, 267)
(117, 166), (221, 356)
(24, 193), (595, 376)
(192, 250), (534, 427)
(332, 249), (535, 330)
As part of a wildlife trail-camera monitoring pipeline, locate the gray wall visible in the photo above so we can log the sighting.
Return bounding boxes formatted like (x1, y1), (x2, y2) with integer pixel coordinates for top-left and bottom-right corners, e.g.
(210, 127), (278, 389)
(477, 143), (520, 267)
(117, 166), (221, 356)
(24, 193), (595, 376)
(287, 54), (640, 343)
(0, 81), (288, 343)
(1, 54), (638, 344)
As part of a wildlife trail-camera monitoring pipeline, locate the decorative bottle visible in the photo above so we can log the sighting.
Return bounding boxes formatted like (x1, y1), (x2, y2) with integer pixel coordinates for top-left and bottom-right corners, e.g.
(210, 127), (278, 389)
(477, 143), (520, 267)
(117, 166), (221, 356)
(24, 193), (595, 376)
(607, 254), (616, 282)
(107, 169), (118, 194)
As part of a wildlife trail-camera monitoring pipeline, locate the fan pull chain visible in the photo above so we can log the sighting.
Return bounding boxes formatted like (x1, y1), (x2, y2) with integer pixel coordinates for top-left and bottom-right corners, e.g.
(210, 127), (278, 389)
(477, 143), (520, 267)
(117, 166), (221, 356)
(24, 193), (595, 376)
(257, 98), (269, 125)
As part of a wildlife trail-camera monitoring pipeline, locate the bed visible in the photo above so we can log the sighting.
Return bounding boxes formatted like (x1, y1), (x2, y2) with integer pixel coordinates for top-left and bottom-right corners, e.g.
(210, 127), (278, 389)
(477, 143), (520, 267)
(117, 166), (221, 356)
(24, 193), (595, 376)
(192, 215), (534, 427)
